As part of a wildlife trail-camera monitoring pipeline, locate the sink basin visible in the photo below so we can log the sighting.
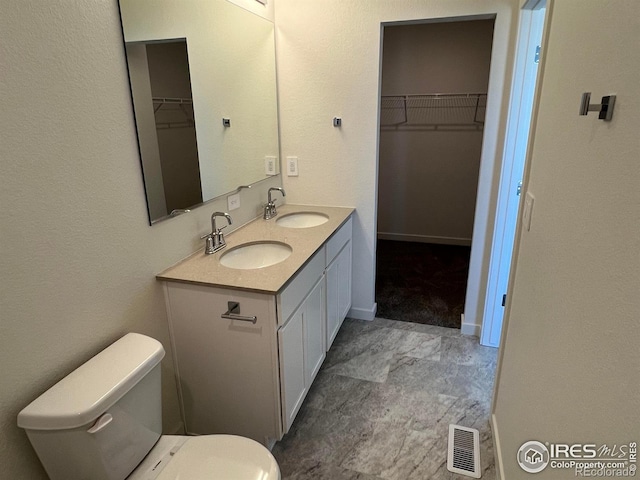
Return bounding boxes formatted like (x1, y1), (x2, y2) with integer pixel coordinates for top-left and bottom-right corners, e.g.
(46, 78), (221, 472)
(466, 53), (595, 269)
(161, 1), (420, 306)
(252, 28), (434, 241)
(220, 241), (292, 270)
(276, 212), (329, 228)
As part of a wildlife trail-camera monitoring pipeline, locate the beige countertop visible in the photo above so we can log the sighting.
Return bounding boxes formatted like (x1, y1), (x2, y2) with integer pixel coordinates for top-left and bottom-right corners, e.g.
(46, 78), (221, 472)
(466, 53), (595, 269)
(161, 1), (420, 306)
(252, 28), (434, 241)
(157, 204), (354, 294)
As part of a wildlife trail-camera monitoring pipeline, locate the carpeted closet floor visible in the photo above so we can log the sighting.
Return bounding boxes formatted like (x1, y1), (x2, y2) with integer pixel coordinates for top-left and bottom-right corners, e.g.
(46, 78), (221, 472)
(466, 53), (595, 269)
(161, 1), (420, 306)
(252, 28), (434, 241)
(375, 240), (471, 329)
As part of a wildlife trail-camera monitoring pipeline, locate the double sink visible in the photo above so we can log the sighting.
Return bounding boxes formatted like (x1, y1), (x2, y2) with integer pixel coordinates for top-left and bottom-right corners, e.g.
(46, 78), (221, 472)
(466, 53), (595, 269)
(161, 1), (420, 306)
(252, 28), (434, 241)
(219, 212), (329, 270)
(157, 205), (353, 294)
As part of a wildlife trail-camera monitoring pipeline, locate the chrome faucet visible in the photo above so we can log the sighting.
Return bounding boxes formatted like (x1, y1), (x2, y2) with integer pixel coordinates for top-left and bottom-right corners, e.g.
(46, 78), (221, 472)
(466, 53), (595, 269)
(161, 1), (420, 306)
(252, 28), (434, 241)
(201, 212), (232, 254)
(264, 187), (286, 220)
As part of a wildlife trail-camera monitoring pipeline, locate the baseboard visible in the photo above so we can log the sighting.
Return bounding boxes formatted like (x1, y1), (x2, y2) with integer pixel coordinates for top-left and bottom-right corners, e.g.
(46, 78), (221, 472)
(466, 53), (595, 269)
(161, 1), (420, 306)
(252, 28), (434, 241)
(377, 232), (472, 246)
(491, 413), (505, 480)
(348, 303), (377, 321)
(460, 313), (481, 337)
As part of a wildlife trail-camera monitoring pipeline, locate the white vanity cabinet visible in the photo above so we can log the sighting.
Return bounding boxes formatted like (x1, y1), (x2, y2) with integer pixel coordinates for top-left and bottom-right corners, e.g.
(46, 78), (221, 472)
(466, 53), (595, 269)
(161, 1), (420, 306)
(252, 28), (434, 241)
(162, 213), (353, 447)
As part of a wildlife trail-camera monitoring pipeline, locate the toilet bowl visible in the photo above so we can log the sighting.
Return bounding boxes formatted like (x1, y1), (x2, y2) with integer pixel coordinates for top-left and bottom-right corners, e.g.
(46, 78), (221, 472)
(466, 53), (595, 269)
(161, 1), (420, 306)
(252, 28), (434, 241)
(129, 435), (280, 479)
(17, 333), (280, 480)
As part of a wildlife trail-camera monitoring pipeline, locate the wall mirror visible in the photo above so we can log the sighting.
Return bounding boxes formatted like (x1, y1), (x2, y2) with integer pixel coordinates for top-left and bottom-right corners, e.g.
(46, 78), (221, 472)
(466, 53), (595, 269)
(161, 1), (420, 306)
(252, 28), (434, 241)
(119, 0), (280, 224)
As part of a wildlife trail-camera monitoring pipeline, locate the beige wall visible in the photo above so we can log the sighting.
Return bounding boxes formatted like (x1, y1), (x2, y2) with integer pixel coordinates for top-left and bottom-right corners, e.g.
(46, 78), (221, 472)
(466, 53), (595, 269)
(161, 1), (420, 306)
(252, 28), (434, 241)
(378, 20), (494, 244)
(275, 0), (520, 321)
(493, 1), (640, 477)
(0, 1), (280, 478)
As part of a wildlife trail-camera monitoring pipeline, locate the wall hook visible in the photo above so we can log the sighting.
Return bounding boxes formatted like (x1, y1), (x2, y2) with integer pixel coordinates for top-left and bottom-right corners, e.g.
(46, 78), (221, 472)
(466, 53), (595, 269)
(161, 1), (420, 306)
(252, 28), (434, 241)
(579, 93), (616, 121)
(333, 117), (342, 127)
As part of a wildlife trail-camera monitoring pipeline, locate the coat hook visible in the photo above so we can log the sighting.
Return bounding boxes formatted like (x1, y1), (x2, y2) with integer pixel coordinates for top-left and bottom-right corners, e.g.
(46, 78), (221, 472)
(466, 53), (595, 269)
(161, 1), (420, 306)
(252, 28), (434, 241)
(579, 93), (616, 121)
(333, 117), (342, 127)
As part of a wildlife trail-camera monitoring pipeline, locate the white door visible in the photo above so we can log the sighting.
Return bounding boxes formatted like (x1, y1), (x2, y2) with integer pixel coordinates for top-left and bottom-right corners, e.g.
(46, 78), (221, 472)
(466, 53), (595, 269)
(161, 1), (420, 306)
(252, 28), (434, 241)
(481, 4), (546, 347)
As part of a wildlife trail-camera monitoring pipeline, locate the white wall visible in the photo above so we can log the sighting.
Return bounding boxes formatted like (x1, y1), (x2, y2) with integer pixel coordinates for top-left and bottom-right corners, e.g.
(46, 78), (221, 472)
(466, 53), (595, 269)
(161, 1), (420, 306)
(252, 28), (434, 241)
(378, 20), (494, 245)
(275, 0), (520, 320)
(492, 1), (640, 478)
(0, 1), (281, 478)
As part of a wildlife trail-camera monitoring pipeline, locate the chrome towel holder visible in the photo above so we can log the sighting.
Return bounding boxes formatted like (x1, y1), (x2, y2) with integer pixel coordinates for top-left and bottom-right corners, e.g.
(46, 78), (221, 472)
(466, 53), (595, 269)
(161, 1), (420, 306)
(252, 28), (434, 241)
(579, 92), (616, 121)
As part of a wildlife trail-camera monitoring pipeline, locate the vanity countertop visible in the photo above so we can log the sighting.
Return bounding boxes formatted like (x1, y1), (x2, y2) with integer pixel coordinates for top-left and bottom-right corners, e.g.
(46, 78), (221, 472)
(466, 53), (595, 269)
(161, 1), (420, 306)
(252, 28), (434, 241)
(156, 204), (354, 294)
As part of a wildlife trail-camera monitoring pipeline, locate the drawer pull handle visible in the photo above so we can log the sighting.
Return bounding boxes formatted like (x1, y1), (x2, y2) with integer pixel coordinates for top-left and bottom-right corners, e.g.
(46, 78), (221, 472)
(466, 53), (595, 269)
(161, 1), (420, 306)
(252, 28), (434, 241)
(221, 301), (257, 324)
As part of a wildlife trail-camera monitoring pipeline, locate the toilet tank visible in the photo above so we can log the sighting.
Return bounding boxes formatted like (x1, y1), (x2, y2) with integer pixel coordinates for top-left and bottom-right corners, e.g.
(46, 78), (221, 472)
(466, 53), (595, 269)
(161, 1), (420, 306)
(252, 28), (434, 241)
(17, 333), (165, 480)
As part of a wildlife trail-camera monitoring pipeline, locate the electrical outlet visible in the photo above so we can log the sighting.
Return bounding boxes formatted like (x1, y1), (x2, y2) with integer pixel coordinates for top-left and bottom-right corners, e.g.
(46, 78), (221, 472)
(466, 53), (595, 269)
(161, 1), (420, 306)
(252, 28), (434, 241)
(265, 156), (277, 175)
(227, 193), (240, 211)
(287, 156), (299, 176)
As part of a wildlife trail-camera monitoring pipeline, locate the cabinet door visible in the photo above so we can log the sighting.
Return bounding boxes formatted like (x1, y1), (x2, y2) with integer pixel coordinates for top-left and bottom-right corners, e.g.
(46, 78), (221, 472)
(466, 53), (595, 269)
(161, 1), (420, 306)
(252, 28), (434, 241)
(304, 277), (325, 386)
(326, 240), (352, 349)
(278, 308), (306, 433)
(164, 283), (280, 442)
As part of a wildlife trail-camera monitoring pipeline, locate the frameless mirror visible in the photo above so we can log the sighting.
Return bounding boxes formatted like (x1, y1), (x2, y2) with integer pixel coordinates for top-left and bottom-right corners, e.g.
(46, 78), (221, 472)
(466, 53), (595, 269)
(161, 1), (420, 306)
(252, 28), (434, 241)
(119, 0), (280, 224)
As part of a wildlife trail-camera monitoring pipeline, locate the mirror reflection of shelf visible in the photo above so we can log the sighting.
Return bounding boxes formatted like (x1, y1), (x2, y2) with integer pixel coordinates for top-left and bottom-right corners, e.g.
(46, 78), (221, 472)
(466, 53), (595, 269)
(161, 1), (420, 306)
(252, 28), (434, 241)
(152, 97), (194, 130)
(381, 93), (487, 129)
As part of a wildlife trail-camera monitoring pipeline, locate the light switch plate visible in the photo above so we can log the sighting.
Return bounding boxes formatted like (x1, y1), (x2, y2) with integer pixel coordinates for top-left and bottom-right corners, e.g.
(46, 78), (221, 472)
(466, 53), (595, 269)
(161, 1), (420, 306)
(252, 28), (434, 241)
(265, 156), (277, 175)
(287, 156), (299, 176)
(523, 192), (534, 231)
(227, 193), (241, 211)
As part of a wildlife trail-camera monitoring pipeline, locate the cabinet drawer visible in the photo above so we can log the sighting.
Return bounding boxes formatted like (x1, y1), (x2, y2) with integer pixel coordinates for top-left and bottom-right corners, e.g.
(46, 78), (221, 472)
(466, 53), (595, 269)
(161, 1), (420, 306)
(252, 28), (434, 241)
(278, 246), (325, 325)
(326, 217), (352, 265)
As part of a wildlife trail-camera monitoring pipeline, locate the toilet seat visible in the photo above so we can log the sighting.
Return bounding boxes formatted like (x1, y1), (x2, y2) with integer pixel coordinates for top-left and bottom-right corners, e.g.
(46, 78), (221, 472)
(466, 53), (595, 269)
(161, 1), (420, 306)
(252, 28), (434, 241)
(130, 435), (280, 480)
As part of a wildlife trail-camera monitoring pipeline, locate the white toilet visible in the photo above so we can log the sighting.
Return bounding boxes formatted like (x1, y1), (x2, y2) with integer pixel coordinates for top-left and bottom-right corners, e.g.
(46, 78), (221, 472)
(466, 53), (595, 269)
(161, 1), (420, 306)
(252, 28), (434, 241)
(17, 333), (280, 480)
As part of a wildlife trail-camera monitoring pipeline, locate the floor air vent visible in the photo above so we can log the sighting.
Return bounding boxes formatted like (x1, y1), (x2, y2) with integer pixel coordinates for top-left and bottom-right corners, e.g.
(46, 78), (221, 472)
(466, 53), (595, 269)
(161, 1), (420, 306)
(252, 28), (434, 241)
(447, 424), (481, 478)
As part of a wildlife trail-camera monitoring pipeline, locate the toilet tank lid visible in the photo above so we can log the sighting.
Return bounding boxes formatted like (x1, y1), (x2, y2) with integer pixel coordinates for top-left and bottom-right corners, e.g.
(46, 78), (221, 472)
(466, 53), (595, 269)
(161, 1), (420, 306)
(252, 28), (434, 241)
(17, 333), (165, 431)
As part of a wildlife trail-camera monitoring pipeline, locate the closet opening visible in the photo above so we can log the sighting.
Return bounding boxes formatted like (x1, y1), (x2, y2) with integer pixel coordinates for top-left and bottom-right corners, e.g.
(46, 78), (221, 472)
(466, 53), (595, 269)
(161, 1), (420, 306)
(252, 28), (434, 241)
(375, 17), (495, 330)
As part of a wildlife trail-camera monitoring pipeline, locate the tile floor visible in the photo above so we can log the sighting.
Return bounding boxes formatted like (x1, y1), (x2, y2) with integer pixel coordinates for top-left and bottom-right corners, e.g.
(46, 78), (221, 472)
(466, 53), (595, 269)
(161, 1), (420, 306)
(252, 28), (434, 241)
(272, 317), (498, 479)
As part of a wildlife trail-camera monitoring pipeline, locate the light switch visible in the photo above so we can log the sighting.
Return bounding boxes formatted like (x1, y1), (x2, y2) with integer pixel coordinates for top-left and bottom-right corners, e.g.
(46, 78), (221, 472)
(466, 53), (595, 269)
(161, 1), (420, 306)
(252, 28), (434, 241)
(227, 193), (240, 211)
(265, 156), (277, 175)
(523, 192), (534, 231)
(287, 156), (299, 176)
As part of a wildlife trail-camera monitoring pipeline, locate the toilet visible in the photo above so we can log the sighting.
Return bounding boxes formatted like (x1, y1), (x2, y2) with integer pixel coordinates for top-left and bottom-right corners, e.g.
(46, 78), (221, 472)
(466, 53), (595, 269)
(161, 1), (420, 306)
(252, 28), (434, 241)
(17, 333), (280, 480)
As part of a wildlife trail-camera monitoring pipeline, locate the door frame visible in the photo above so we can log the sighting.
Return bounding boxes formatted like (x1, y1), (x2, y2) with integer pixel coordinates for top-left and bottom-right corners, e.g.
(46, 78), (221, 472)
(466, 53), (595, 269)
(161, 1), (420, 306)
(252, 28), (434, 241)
(373, 8), (528, 336)
(480, 0), (547, 346)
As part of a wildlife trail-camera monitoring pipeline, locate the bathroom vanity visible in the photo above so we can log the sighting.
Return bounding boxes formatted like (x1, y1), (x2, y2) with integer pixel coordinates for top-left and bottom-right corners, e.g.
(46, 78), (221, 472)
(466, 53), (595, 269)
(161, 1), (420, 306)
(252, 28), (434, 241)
(157, 205), (353, 447)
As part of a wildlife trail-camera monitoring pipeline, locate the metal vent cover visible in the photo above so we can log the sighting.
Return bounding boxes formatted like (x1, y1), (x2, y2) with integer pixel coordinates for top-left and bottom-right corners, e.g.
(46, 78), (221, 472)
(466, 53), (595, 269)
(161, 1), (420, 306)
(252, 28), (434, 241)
(447, 424), (481, 478)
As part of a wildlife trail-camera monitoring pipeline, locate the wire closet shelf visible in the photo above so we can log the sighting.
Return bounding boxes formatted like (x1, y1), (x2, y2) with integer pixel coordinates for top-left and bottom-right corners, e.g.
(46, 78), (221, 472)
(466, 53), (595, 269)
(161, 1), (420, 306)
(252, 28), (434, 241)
(153, 97), (194, 130)
(380, 93), (487, 128)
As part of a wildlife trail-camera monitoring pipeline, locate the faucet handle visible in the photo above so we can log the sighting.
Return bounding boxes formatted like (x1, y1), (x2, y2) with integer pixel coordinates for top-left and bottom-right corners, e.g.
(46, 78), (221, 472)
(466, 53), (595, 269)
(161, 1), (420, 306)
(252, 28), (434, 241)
(201, 234), (215, 255)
